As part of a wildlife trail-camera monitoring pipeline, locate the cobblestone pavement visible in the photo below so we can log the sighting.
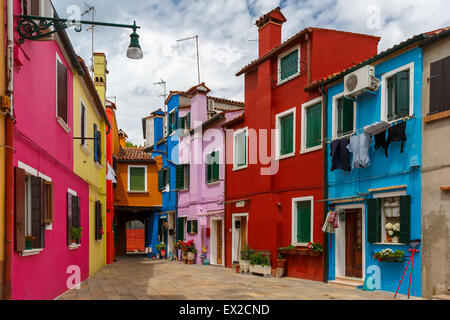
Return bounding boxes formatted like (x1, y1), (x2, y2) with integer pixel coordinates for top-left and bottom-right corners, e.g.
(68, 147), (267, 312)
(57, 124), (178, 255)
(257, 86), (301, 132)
(57, 254), (421, 300)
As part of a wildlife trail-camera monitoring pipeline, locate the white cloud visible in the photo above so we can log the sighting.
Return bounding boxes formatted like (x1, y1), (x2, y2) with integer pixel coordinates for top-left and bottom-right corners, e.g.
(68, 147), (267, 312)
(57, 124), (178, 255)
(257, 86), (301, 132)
(54, 0), (450, 145)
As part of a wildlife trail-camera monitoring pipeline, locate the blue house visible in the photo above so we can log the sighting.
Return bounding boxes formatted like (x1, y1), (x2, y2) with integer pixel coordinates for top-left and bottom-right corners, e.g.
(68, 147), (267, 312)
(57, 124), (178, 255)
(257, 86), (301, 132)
(142, 91), (189, 259)
(310, 35), (426, 297)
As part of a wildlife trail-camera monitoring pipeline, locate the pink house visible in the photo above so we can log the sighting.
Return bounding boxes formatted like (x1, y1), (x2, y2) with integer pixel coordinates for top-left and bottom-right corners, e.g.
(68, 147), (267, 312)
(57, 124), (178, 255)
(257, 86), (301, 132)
(177, 83), (243, 265)
(11, 0), (89, 299)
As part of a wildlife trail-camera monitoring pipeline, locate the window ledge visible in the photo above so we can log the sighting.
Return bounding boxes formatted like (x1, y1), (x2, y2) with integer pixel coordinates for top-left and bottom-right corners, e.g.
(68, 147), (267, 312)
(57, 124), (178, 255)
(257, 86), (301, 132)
(276, 152), (295, 160)
(300, 145), (322, 155)
(277, 72), (301, 87)
(80, 144), (90, 156)
(424, 110), (450, 123)
(177, 188), (189, 192)
(206, 181), (220, 186)
(372, 242), (406, 246)
(127, 190), (148, 194)
(57, 117), (71, 133)
(21, 248), (43, 257)
(68, 244), (81, 250)
(95, 162), (102, 170)
(232, 164), (248, 172)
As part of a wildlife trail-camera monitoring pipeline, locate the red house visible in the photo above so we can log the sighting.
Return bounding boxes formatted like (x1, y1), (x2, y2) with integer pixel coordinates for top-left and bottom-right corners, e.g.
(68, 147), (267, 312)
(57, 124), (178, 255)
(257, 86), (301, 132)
(224, 7), (380, 281)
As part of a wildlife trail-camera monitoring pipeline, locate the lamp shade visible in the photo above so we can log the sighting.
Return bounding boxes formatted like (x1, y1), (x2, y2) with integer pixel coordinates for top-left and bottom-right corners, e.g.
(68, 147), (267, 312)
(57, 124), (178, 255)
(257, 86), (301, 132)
(127, 31), (143, 59)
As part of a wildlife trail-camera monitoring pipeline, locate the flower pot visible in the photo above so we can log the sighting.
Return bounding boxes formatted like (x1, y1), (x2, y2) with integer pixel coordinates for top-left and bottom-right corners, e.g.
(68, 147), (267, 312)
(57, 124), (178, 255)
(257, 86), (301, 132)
(25, 240), (33, 250)
(288, 249), (297, 255)
(239, 260), (250, 273)
(235, 265), (240, 273)
(276, 259), (287, 268)
(386, 232), (392, 242)
(161, 250), (166, 257)
(392, 236), (399, 243)
(188, 260), (194, 264)
(187, 252), (195, 260)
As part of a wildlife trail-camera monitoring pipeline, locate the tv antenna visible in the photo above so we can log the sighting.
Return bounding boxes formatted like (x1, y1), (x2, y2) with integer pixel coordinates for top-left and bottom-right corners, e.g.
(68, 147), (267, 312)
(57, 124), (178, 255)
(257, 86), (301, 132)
(153, 79), (167, 112)
(177, 35), (200, 84)
(81, 3), (95, 77)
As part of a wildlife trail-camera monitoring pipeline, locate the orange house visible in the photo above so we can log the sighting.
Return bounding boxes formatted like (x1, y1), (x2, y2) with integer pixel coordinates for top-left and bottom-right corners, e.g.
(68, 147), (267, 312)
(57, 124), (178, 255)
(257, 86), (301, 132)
(114, 142), (162, 256)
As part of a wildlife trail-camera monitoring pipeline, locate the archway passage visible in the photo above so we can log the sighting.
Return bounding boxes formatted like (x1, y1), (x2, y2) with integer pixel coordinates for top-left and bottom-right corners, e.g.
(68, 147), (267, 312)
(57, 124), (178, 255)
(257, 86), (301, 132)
(126, 220), (145, 253)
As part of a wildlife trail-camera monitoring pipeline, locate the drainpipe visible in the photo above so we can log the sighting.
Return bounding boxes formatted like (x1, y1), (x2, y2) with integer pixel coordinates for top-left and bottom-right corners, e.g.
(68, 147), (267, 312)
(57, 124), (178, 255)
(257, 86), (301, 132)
(320, 85), (329, 283)
(3, 0), (14, 300)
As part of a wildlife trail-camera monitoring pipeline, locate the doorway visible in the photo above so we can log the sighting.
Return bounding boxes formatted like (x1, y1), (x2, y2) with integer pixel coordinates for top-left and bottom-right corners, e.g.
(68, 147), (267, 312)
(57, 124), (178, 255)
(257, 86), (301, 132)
(345, 210), (362, 278)
(210, 218), (224, 265)
(232, 213), (248, 263)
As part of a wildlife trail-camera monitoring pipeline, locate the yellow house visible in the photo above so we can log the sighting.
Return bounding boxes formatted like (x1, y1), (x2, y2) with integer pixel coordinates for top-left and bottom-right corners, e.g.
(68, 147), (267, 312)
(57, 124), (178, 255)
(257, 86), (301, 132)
(73, 56), (110, 275)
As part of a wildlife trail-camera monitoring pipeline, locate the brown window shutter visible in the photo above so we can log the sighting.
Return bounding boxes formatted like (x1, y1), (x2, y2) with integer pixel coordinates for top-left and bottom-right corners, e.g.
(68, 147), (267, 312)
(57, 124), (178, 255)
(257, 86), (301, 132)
(429, 58), (444, 114)
(15, 167), (26, 252)
(31, 176), (43, 249)
(57, 61), (68, 123)
(67, 192), (72, 245)
(43, 182), (54, 224)
(77, 197), (81, 243)
(444, 56), (450, 111)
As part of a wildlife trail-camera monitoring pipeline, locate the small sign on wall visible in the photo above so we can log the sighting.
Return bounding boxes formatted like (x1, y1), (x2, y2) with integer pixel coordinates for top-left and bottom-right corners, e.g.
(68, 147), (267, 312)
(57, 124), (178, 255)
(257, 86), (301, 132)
(236, 201), (245, 208)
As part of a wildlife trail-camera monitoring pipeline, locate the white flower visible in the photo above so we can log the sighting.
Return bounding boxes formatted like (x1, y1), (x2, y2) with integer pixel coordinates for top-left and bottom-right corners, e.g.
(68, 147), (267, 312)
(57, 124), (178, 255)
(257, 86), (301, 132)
(385, 223), (393, 230)
(388, 230), (394, 236)
(393, 223), (400, 232)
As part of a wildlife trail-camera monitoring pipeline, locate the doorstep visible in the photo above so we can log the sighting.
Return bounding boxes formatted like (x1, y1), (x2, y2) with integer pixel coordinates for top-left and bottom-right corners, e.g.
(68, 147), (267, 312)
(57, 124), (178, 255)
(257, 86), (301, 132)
(328, 276), (364, 289)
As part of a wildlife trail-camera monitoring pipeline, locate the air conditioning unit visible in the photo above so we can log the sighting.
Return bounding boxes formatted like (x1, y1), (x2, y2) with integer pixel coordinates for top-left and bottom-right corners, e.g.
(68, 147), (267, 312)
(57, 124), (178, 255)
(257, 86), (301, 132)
(344, 65), (380, 97)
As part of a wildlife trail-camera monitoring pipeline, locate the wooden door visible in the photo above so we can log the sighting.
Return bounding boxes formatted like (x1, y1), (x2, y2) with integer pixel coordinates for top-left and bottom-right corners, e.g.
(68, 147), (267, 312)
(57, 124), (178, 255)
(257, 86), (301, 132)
(345, 210), (362, 278)
(240, 217), (247, 250)
(217, 220), (223, 265)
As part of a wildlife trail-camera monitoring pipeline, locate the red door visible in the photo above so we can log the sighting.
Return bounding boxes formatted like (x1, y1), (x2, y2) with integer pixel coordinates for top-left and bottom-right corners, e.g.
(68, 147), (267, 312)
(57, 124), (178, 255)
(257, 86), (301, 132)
(345, 210), (362, 278)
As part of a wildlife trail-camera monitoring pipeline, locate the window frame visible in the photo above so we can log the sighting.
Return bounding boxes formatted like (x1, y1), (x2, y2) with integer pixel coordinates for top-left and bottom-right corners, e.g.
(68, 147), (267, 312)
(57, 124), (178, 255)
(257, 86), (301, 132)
(127, 165), (148, 193)
(56, 53), (70, 133)
(301, 97), (323, 154)
(206, 150), (220, 184)
(331, 92), (357, 140)
(233, 127), (248, 171)
(291, 196), (314, 247)
(275, 107), (296, 160)
(381, 62), (414, 123)
(168, 108), (177, 136)
(80, 100), (87, 146)
(163, 167), (170, 192)
(277, 44), (301, 85)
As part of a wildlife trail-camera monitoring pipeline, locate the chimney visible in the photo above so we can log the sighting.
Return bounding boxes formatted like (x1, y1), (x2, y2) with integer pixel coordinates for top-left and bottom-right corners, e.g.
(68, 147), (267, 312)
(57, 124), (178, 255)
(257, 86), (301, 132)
(93, 52), (108, 106)
(256, 7), (287, 57)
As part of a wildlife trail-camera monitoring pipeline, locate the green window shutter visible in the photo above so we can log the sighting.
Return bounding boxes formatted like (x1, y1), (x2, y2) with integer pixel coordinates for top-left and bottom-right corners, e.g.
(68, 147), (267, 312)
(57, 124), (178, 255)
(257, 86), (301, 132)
(296, 201), (311, 243)
(342, 97), (353, 135)
(306, 103), (321, 148)
(175, 165), (184, 190)
(395, 70), (410, 117)
(187, 220), (192, 233)
(399, 195), (411, 244)
(367, 198), (382, 243)
(387, 77), (395, 121)
(168, 113), (173, 134)
(158, 171), (163, 191)
(213, 151), (219, 181)
(192, 220), (198, 234)
(185, 164), (190, 189)
(129, 167), (146, 191)
(280, 113), (294, 155)
(177, 218), (184, 241)
(280, 49), (299, 80)
(178, 116), (185, 129)
(186, 113), (191, 130)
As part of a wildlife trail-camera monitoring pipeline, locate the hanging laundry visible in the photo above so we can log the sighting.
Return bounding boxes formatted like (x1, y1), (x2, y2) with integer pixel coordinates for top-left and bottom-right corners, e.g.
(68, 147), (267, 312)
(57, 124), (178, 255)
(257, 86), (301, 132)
(322, 211), (335, 234)
(330, 139), (351, 172)
(347, 132), (372, 168)
(364, 120), (390, 136)
(386, 121), (407, 155)
(374, 130), (388, 157)
(333, 212), (339, 229)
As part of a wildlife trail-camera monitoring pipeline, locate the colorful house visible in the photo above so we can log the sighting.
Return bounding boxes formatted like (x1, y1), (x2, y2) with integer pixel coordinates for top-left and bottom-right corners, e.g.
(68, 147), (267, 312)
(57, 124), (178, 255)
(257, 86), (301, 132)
(310, 33), (428, 297)
(105, 99), (120, 265)
(419, 27), (450, 299)
(177, 83), (244, 265)
(11, 0), (90, 299)
(114, 140), (162, 256)
(73, 55), (110, 276)
(225, 7), (379, 281)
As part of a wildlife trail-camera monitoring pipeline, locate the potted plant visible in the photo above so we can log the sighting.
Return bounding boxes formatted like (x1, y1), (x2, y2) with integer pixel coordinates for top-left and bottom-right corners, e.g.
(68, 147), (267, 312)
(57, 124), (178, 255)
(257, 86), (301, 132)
(307, 241), (323, 256)
(239, 244), (254, 274)
(188, 248), (197, 264)
(276, 253), (287, 268)
(288, 244), (297, 255)
(71, 227), (82, 245)
(374, 248), (404, 262)
(156, 243), (166, 258)
(249, 253), (272, 277)
(25, 235), (35, 250)
(385, 223), (400, 243)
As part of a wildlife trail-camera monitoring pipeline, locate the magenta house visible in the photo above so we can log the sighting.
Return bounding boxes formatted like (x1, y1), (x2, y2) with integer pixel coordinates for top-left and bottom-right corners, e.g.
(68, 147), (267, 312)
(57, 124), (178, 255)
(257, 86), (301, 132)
(177, 83), (243, 265)
(11, 0), (89, 299)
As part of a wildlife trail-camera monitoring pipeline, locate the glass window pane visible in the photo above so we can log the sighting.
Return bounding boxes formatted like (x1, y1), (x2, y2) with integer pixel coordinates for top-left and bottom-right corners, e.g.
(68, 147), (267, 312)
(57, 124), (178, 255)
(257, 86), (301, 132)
(130, 167), (145, 191)
(280, 49), (299, 81)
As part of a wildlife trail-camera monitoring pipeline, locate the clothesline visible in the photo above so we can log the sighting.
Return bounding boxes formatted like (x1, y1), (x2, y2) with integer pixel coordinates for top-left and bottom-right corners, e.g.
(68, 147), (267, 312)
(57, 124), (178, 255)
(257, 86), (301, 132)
(320, 114), (416, 145)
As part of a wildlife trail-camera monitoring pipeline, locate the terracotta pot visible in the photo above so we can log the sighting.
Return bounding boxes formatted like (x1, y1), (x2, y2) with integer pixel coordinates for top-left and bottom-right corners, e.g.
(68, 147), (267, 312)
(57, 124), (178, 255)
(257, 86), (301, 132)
(235, 265), (240, 273)
(276, 259), (287, 268)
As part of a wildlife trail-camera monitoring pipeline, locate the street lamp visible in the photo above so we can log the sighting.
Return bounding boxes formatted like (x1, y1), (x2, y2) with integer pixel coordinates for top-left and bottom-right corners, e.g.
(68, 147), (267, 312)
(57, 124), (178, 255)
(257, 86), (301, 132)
(17, 15), (143, 60)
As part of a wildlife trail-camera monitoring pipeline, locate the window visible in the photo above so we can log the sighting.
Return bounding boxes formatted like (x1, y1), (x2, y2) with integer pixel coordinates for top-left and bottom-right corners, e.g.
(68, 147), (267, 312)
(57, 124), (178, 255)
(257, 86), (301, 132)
(128, 165), (147, 192)
(337, 96), (355, 137)
(80, 103), (87, 145)
(67, 191), (81, 245)
(381, 63), (414, 122)
(429, 56), (450, 114)
(187, 219), (198, 234)
(14, 166), (53, 251)
(168, 110), (177, 135)
(367, 195), (410, 244)
(158, 168), (170, 192)
(278, 45), (300, 84)
(178, 113), (190, 131)
(176, 164), (190, 190)
(206, 151), (219, 183)
(301, 98), (322, 153)
(177, 217), (187, 241)
(94, 200), (103, 241)
(276, 108), (295, 159)
(292, 197), (313, 245)
(93, 124), (101, 164)
(233, 127), (248, 170)
(57, 58), (68, 124)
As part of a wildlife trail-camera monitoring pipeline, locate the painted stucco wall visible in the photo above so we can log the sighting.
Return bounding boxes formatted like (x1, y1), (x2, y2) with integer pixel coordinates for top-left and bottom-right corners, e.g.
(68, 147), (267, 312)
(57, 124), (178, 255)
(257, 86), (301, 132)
(420, 37), (450, 298)
(0, 0), (6, 298)
(326, 47), (423, 297)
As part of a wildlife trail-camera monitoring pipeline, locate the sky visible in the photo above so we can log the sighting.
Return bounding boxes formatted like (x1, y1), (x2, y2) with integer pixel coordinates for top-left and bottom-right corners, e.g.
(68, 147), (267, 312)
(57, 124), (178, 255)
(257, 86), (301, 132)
(53, 0), (450, 145)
